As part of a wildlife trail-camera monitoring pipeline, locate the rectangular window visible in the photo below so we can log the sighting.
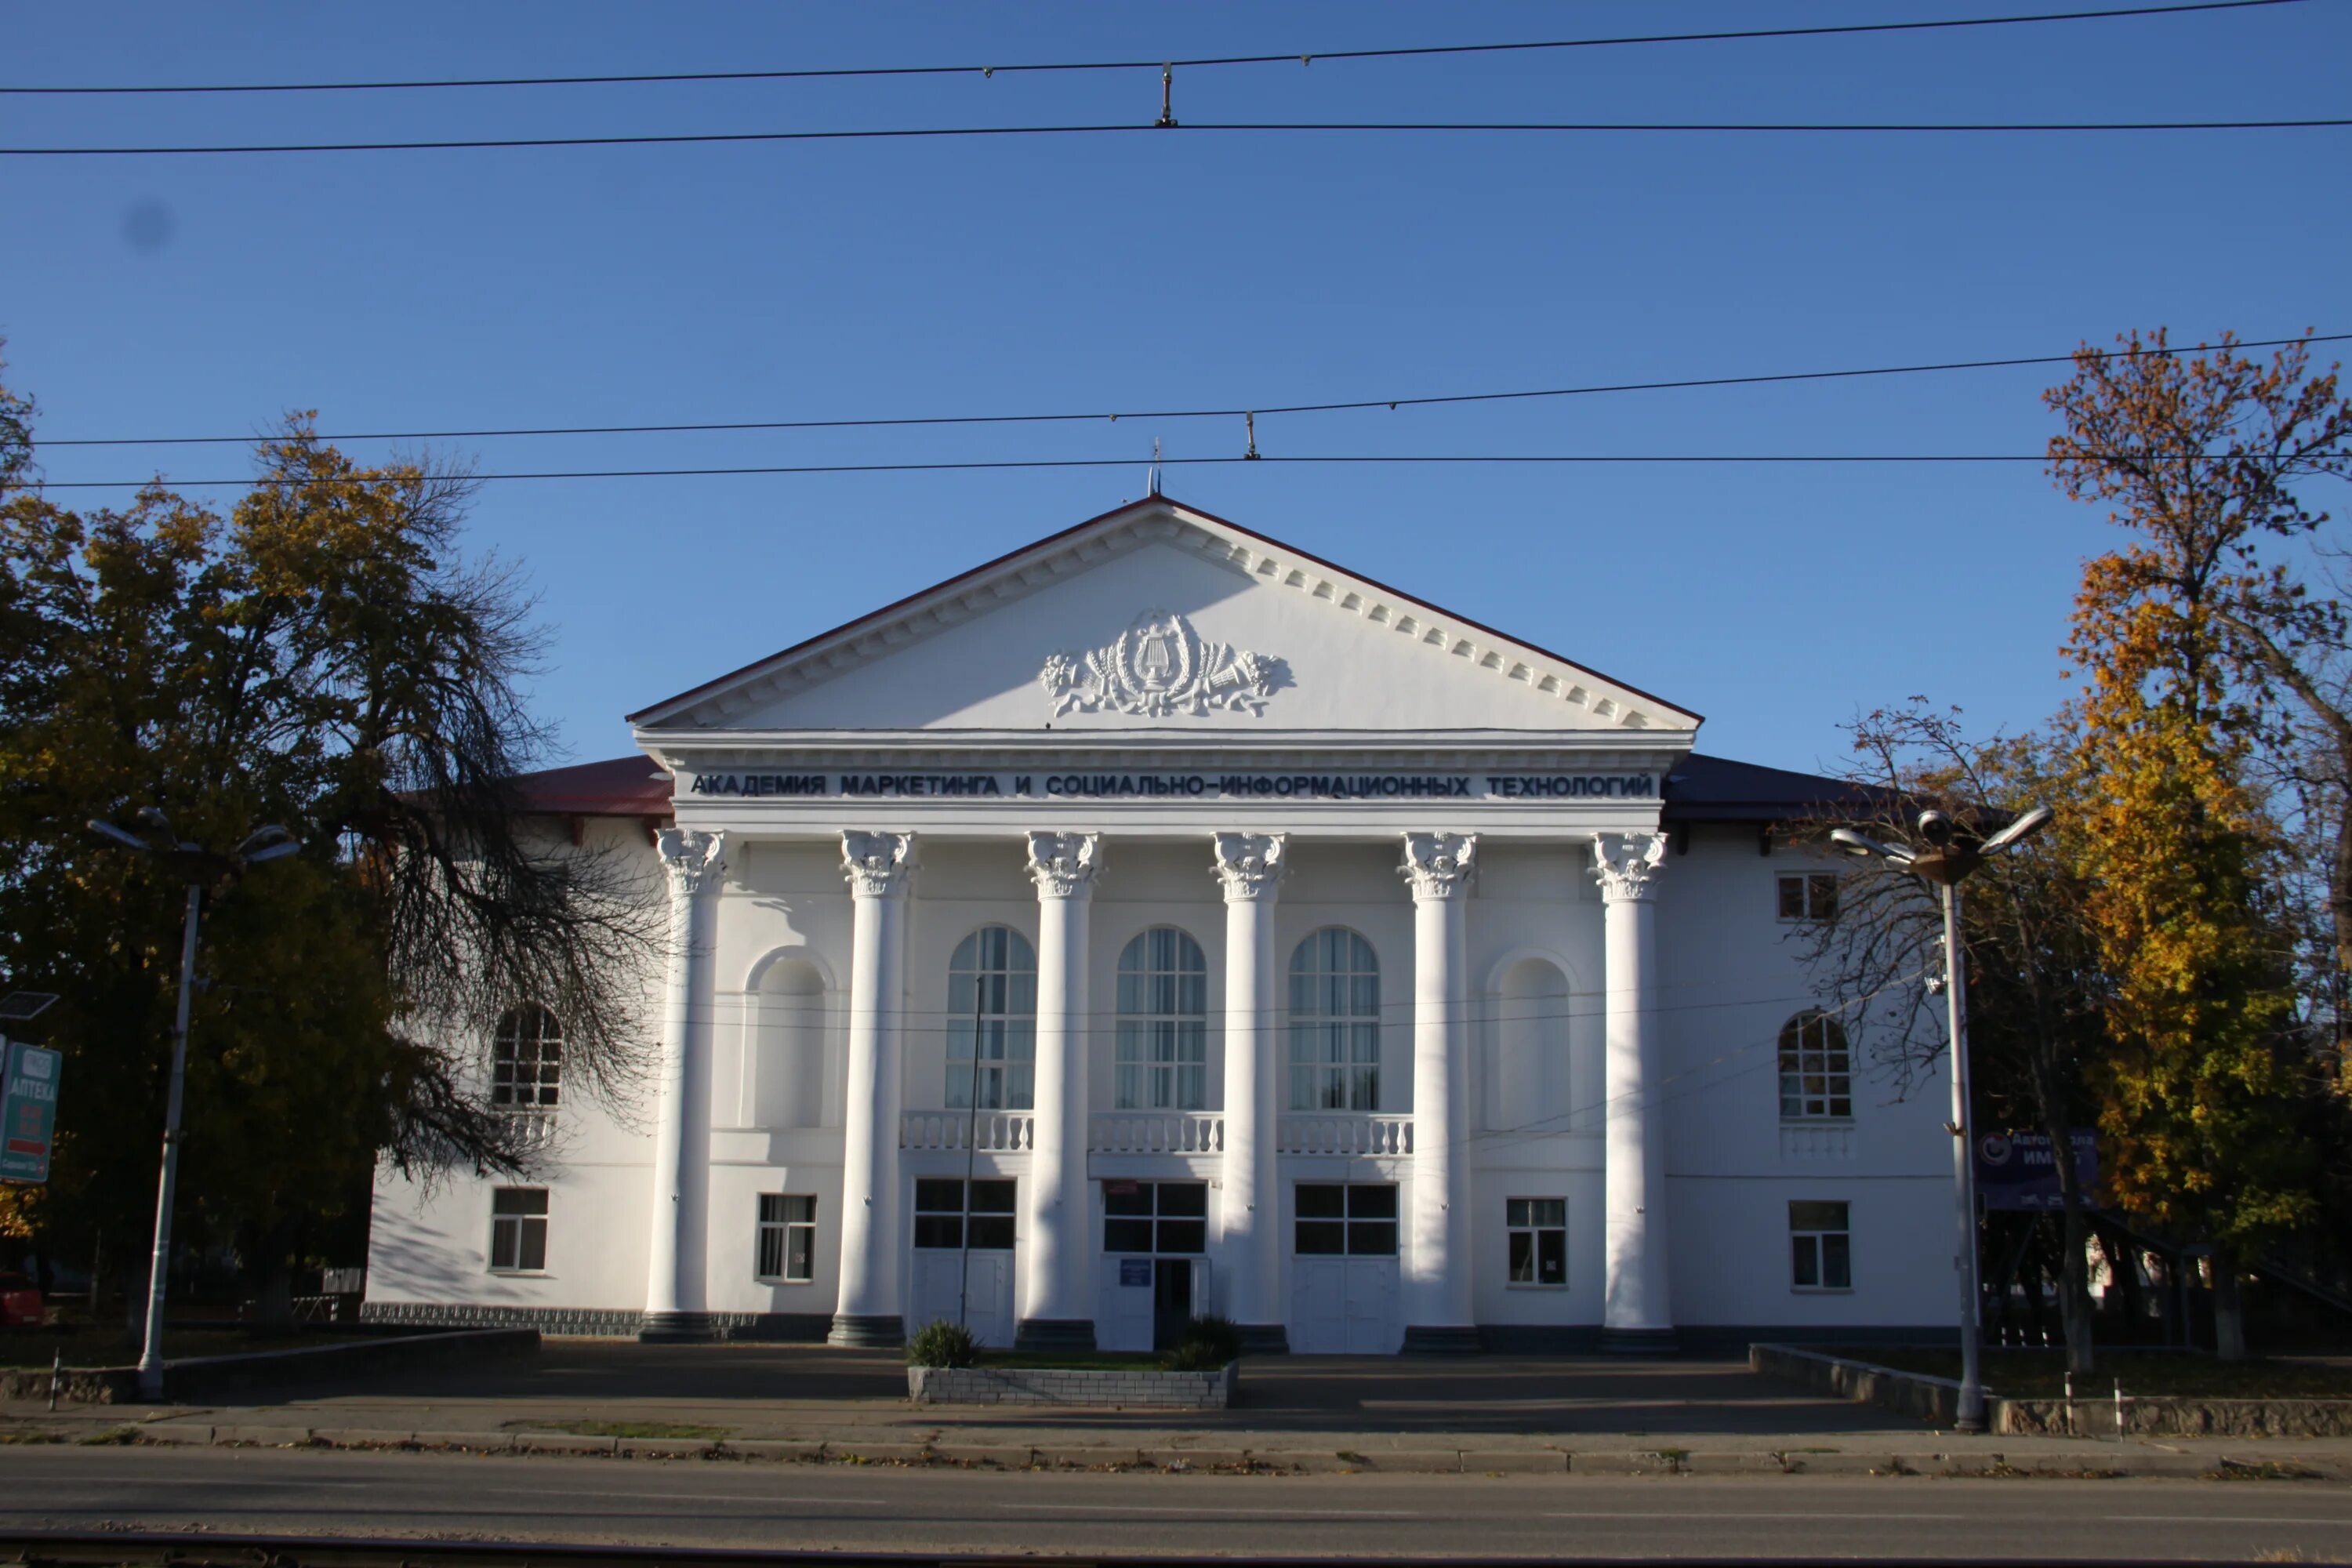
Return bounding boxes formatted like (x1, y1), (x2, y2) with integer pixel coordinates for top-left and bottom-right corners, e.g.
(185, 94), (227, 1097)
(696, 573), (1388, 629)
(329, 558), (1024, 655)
(1790, 1200), (1853, 1290)
(913, 1178), (1016, 1250)
(1294, 1183), (1399, 1257)
(1776, 872), (1839, 922)
(1101, 1180), (1207, 1256)
(1505, 1197), (1568, 1287)
(488, 1187), (548, 1272)
(757, 1194), (816, 1283)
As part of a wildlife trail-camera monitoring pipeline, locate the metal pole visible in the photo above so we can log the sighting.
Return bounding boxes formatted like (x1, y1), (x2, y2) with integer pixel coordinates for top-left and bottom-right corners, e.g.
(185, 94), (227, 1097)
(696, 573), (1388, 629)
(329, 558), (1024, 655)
(1944, 880), (1987, 1432)
(956, 963), (985, 1332)
(137, 881), (201, 1400)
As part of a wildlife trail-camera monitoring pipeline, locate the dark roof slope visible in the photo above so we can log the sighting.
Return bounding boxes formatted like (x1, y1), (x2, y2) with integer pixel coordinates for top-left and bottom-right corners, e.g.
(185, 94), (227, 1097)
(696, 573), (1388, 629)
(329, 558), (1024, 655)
(507, 750), (1872, 826)
(1661, 753), (1882, 825)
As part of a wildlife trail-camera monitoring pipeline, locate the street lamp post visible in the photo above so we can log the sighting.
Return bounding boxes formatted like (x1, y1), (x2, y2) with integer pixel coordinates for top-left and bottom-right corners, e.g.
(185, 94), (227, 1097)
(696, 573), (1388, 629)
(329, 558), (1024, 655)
(1831, 804), (2053, 1435)
(87, 811), (300, 1400)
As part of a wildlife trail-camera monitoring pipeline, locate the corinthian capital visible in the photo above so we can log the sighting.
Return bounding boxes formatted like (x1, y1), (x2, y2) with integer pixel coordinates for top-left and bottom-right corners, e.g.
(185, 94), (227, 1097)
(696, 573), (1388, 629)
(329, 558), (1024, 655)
(1025, 831), (1102, 898)
(1399, 832), (1479, 901)
(1592, 831), (1668, 903)
(656, 827), (727, 898)
(1210, 832), (1289, 903)
(840, 831), (917, 897)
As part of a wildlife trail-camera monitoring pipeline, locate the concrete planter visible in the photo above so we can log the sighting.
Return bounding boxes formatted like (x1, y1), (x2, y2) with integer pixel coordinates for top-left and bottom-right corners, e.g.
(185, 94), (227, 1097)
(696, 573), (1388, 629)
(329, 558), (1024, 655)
(908, 1361), (1236, 1408)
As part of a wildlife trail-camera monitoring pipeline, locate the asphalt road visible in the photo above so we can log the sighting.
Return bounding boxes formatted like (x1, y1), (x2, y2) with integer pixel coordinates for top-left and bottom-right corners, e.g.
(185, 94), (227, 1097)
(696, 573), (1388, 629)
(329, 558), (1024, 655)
(2, 1445), (2347, 1561)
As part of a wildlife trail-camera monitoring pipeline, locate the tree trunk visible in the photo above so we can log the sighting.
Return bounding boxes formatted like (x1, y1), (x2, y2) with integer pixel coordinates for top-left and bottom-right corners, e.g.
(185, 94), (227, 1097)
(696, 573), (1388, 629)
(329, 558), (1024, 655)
(2332, 780), (2352, 1055)
(2038, 1087), (2097, 1374)
(2212, 1256), (2249, 1362)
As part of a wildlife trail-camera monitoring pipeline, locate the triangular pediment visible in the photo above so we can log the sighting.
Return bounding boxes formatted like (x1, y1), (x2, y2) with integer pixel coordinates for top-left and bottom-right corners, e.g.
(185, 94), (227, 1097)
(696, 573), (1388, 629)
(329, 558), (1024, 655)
(627, 498), (1700, 737)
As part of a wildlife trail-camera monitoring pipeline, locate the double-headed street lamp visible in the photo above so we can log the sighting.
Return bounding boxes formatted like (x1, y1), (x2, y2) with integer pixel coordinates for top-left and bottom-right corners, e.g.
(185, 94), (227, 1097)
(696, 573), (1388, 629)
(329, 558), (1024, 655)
(88, 809), (300, 1400)
(1831, 804), (2054, 1435)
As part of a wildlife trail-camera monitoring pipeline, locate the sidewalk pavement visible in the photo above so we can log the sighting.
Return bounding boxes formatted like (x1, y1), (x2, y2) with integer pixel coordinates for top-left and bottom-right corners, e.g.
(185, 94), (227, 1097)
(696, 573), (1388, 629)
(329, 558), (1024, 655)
(2, 1340), (2346, 1480)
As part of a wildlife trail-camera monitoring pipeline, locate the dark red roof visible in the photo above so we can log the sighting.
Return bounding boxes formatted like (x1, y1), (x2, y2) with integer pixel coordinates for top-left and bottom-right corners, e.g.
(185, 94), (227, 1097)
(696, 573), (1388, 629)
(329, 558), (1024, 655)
(508, 750), (1869, 826)
(510, 755), (673, 817)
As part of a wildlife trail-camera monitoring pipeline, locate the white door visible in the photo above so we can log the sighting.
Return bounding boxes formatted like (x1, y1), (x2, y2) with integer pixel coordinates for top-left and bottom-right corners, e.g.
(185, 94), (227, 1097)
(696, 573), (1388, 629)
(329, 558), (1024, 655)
(1290, 1259), (1345, 1354)
(1096, 1256), (1156, 1352)
(1342, 1259), (1399, 1354)
(909, 1250), (1014, 1347)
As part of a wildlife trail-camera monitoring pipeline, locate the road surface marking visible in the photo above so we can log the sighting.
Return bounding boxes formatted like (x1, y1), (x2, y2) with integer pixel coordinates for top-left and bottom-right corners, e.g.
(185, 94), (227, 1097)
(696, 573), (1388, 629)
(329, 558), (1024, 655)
(1004, 1504), (1420, 1517)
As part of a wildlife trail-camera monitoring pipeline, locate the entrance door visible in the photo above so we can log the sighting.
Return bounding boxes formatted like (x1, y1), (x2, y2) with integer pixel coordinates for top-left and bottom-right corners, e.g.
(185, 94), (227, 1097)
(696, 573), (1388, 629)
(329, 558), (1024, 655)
(1152, 1259), (1192, 1349)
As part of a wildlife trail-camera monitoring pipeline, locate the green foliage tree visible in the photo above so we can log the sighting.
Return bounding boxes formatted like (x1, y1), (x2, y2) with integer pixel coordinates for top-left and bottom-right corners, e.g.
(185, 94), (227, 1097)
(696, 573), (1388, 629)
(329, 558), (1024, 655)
(0, 372), (662, 1312)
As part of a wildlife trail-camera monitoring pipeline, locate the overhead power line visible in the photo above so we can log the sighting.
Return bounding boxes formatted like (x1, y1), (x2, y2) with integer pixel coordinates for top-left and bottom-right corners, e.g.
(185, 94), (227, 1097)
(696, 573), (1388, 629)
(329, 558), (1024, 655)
(0, 1), (2303, 96)
(28, 453), (2278, 491)
(37, 333), (2346, 448)
(7, 116), (2343, 157)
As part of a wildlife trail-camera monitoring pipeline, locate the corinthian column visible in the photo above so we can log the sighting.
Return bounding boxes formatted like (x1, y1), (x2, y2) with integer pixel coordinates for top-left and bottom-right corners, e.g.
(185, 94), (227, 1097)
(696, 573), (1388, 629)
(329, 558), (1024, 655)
(830, 831), (916, 1347)
(1018, 831), (1102, 1352)
(1212, 832), (1289, 1353)
(643, 827), (725, 1341)
(1399, 832), (1479, 1353)
(1593, 831), (1675, 1352)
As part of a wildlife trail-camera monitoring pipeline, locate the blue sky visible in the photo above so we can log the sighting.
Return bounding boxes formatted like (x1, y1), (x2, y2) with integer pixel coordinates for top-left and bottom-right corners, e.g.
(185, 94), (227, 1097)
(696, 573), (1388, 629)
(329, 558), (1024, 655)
(5, 2), (2346, 775)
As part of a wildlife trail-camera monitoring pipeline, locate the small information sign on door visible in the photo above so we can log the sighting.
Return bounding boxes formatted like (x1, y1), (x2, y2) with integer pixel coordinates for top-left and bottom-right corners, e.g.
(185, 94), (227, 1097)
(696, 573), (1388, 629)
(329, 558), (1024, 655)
(1120, 1258), (1152, 1288)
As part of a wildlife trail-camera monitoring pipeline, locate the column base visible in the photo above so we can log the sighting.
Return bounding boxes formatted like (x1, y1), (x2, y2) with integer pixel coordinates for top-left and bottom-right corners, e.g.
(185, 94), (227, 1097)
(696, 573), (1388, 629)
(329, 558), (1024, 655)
(1401, 1324), (1484, 1355)
(827, 1314), (905, 1348)
(1014, 1317), (1098, 1352)
(637, 1310), (715, 1343)
(1599, 1326), (1679, 1356)
(1233, 1323), (1290, 1356)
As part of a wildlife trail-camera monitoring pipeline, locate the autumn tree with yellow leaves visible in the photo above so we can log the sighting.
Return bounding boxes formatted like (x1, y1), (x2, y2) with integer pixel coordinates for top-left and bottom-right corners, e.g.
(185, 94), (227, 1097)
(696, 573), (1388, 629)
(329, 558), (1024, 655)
(2047, 332), (2341, 1357)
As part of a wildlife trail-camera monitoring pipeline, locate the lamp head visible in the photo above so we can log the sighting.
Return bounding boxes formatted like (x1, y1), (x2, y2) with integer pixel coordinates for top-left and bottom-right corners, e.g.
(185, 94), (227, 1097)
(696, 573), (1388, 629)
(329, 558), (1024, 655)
(1983, 804), (2055, 853)
(236, 826), (301, 864)
(1829, 826), (1914, 866)
(87, 818), (153, 853)
(1916, 809), (1955, 848)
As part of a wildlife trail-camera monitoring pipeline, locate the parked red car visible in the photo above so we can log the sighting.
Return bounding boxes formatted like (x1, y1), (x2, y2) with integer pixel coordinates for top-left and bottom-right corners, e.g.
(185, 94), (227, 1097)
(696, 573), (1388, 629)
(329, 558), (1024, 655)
(0, 1272), (43, 1328)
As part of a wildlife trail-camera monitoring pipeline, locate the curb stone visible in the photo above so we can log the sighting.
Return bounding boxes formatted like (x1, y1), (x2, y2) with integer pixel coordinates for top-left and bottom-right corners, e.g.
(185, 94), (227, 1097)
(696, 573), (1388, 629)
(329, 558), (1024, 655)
(214, 1425), (312, 1446)
(618, 1438), (718, 1458)
(829, 1441), (936, 1465)
(930, 1444), (1037, 1468)
(1142, 1446), (1254, 1471)
(1463, 1450), (1567, 1475)
(717, 1439), (824, 1462)
(513, 1432), (618, 1455)
(1680, 1453), (1787, 1475)
(409, 1430), (515, 1451)
(133, 1425), (212, 1446)
(1569, 1451), (1679, 1475)
(1035, 1446), (1142, 1469)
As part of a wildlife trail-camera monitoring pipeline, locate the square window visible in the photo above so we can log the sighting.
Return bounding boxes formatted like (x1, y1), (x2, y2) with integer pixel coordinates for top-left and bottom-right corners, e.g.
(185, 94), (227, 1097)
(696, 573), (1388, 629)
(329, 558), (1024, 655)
(1105, 1218), (1154, 1254)
(1295, 1220), (1345, 1255)
(1777, 872), (1840, 923)
(1296, 1184), (1345, 1219)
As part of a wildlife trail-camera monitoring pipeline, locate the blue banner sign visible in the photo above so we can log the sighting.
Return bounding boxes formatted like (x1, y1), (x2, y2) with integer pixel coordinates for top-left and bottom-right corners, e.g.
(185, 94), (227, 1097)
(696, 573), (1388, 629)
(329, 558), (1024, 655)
(1974, 1129), (2096, 1211)
(0, 1041), (60, 1185)
(685, 770), (1660, 802)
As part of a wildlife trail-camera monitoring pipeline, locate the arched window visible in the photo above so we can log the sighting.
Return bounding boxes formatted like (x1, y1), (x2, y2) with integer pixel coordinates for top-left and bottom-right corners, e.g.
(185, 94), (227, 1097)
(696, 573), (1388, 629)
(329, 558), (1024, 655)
(1288, 927), (1381, 1110)
(1778, 1011), (1852, 1120)
(1115, 927), (1208, 1110)
(492, 1005), (563, 1111)
(947, 926), (1037, 1110)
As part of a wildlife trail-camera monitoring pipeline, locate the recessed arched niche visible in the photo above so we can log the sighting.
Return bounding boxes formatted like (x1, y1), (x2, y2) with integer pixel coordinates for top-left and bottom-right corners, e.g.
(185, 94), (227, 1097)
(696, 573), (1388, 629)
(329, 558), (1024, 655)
(746, 953), (834, 1128)
(1486, 954), (1573, 1136)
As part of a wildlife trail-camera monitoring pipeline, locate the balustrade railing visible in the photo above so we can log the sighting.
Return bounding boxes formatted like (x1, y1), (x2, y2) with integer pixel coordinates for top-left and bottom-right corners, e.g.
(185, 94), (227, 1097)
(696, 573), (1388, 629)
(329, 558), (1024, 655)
(1088, 1112), (1225, 1153)
(900, 1111), (1036, 1151)
(1276, 1113), (1414, 1156)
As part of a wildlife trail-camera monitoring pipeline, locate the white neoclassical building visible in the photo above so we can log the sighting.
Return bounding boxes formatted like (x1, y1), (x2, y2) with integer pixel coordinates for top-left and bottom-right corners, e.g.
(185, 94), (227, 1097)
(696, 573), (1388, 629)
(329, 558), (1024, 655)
(365, 495), (1956, 1353)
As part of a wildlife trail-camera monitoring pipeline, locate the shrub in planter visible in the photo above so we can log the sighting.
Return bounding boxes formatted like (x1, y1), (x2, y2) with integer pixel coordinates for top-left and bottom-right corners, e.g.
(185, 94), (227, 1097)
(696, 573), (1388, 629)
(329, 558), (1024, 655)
(1180, 1314), (1241, 1363)
(905, 1319), (978, 1369)
(1159, 1339), (1227, 1371)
